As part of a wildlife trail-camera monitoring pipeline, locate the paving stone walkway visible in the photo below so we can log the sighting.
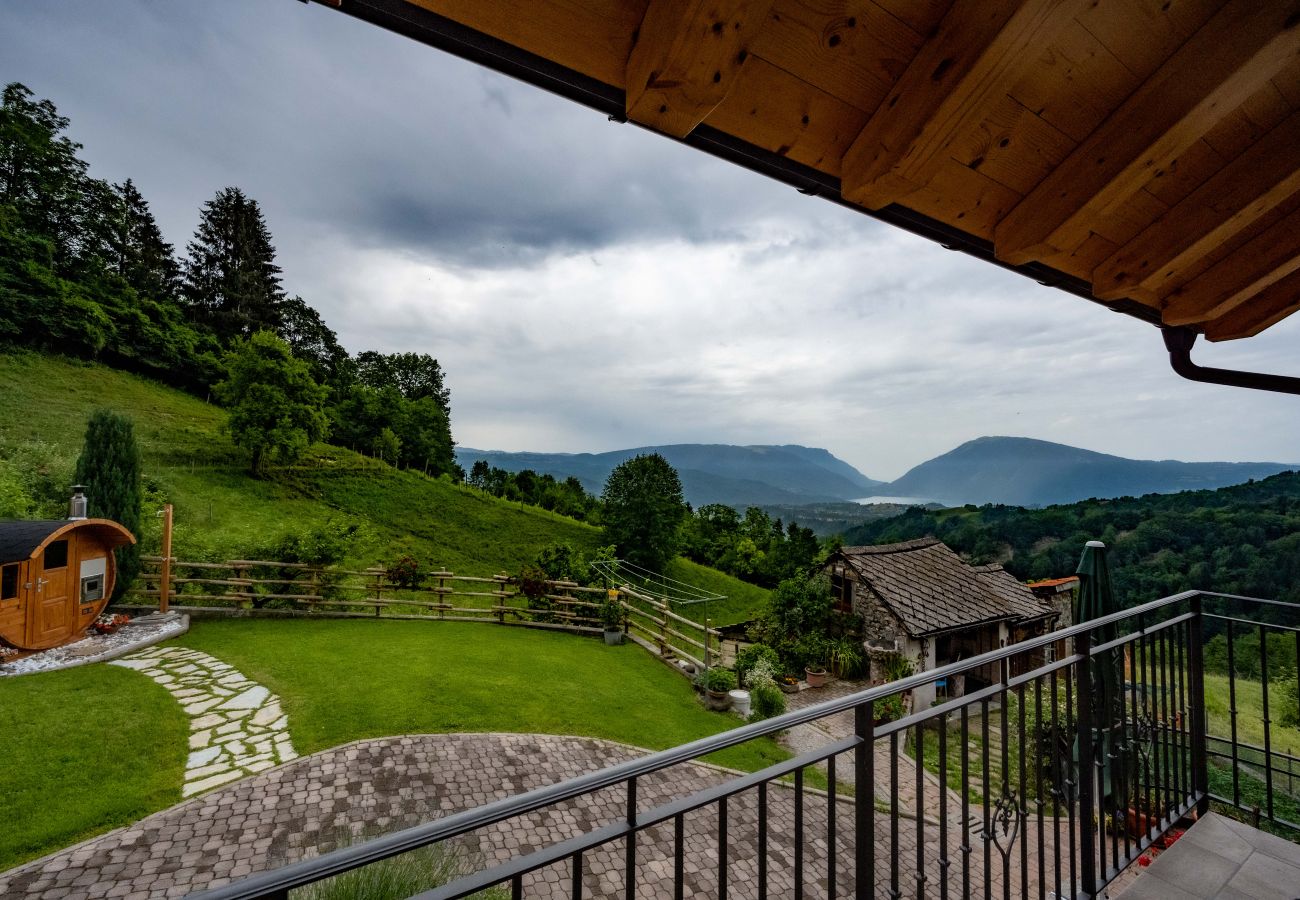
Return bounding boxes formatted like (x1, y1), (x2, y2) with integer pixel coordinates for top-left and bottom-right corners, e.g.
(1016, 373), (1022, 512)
(110, 646), (297, 797)
(0, 732), (1080, 900)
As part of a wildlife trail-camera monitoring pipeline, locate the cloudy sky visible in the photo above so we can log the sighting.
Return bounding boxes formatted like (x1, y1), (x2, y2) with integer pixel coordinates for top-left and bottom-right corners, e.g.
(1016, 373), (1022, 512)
(5, 1), (1297, 481)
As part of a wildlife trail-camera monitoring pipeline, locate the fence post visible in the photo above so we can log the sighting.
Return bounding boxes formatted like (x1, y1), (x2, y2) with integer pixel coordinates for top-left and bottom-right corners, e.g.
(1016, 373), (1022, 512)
(1075, 625), (1099, 898)
(158, 504), (173, 613)
(704, 617), (712, 669)
(1188, 593), (1210, 817)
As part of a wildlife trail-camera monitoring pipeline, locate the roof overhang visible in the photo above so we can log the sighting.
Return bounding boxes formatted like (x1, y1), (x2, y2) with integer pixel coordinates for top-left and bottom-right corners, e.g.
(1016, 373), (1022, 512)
(301, 0), (1300, 379)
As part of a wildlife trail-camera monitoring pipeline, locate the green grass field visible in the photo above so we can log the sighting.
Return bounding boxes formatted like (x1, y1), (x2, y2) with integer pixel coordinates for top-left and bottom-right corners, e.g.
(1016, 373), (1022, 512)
(0, 352), (769, 620)
(1, 618), (795, 872)
(0, 665), (189, 871)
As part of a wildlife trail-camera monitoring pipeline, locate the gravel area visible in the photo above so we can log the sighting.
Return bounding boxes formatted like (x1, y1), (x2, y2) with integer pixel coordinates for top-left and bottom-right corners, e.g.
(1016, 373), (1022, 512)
(0, 612), (188, 677)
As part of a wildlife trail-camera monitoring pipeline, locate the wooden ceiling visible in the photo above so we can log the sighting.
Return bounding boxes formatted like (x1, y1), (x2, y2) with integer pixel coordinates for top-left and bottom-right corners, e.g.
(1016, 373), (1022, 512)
(315, 0), (1300, 341)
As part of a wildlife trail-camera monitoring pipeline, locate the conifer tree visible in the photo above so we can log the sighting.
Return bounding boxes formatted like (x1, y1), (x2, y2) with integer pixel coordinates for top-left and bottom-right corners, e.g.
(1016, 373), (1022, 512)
(112, 178), (181, 304)
(184, 187), (284, 343)
(73, 410), (142, 601)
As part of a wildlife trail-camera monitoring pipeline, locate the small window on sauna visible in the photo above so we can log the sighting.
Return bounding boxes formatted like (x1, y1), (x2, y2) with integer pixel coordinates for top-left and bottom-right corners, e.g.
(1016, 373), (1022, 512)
(831, 572), (853, 613)
(44, 540), (69, 570)
(1, 565), (17, 600)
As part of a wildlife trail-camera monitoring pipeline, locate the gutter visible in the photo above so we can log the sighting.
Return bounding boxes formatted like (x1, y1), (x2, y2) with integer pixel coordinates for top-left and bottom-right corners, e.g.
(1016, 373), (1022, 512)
(1162, 327), (1300, 396)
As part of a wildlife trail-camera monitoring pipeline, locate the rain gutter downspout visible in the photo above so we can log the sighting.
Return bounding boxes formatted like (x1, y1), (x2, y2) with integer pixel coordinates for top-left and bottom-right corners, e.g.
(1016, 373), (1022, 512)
(1162, 326), (1300, 396)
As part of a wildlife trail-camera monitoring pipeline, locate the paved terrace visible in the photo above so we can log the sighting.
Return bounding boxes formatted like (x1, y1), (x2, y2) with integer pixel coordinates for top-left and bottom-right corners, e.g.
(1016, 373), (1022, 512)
(1, 733), (1077, 899)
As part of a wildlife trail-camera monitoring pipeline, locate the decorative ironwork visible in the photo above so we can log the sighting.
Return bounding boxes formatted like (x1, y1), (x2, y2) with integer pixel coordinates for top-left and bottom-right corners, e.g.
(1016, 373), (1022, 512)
(988, 787), (1026, 861)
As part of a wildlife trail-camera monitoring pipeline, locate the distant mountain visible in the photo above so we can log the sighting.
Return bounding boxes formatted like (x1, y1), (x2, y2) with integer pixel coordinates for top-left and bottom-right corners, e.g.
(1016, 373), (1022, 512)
(886, 436), (1297, 507)
(455, 444), (884, 508)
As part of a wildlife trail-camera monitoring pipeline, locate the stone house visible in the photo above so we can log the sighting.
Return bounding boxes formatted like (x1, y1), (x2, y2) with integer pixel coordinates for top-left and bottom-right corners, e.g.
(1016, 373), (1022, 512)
(824, 538), (1062, 709)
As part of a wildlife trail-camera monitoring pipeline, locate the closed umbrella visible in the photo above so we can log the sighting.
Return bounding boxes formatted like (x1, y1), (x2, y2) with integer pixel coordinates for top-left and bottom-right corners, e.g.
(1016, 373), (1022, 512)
(1075, 540), (1125, 811)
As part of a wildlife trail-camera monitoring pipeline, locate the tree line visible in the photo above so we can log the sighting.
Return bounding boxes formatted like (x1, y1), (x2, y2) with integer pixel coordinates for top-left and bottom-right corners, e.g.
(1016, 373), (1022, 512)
(0, 82), (455, 478)
(843, 471), (1300, 608)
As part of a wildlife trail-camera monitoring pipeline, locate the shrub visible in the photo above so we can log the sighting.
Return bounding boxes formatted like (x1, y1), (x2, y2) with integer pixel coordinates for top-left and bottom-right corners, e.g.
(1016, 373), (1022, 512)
(1281, 672), (1299, 729)
(874, 694), (906, 723)
(516, 565), (555, 622)
(829, 637), (864, 679)
(74, 410), (142, 601)
(750, 681), (786, 721)
(735, 644), (781, 687)
(880, 652), (914, 683)
(599, 593), (624, 630)
(386, 555), (421, 589)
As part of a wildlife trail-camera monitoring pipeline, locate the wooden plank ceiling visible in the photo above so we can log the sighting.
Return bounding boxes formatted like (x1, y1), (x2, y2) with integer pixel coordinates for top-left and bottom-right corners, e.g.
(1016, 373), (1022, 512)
(331, 0), (1300, 341)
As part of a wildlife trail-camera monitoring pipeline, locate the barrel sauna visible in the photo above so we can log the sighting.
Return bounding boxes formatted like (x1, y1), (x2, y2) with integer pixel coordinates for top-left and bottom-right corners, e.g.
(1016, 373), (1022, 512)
(0, 519), (136, 651)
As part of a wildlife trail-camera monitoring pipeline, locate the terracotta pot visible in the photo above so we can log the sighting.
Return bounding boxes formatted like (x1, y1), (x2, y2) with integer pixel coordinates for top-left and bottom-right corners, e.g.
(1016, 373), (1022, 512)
(1126, 808), (1152, 836)
(805, 666), (828, 688)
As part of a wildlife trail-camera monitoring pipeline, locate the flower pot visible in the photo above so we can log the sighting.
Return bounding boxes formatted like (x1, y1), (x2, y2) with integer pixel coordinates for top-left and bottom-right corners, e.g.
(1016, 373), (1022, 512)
(1125, 808), (1152, 836)
(705, 690), (732, 711)
(603, 628), (623, 646)
(805, 667), (827, 688)
(780, 681), (800, 694)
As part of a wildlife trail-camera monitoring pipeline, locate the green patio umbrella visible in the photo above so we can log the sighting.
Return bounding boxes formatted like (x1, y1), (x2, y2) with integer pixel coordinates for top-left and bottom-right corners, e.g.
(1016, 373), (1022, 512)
(1074, 540), (1126, 811)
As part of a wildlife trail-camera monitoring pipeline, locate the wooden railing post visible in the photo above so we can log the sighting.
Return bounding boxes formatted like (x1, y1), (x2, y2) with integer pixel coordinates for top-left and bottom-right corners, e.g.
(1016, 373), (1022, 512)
(158, 504), (173, 613)
(704, 617), (712, 669)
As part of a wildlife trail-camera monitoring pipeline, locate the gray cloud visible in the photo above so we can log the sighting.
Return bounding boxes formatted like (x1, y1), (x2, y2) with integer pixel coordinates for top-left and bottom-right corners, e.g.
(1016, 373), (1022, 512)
(3, 0), (1298, 480)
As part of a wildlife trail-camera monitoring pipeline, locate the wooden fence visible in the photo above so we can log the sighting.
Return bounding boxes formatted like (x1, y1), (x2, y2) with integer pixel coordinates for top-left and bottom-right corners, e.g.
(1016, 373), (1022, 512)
(130, 556), (721, 670)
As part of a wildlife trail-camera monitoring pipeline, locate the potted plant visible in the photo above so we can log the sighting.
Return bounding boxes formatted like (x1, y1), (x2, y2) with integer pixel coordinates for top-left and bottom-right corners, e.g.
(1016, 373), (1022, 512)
(92, 613), (129, 635)
(873, 693), (906, 727)
(779, 675), (801, 694)
(600, 591), (624, 645)
(700, 667), (737, 711)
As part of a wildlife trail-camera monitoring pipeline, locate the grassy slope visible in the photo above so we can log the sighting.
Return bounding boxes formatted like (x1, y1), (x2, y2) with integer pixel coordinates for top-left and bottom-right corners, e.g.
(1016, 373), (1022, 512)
(0, 666), (188, 870)
(0, 352), (770, 611)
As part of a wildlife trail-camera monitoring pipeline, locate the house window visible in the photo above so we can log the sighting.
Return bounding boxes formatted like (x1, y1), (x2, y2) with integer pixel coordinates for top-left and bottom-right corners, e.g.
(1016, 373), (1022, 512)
(43, 540), (69, 570)
(831, 572), (853, 613)
(1, 564), (17, 600)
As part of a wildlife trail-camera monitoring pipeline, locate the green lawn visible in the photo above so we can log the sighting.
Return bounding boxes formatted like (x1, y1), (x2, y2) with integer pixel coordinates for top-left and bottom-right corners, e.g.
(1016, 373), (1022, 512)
(173, 619), (786, 769)
(0, 666), (189, 871)
(1203, 672), (1300, 758)
(1, 618), (801, 874)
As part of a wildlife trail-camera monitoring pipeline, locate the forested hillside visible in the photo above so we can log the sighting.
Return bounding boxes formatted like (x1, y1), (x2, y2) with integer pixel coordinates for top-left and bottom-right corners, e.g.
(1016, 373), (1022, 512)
(843, 473), (1300, 605)
(0, 81), (455, 479)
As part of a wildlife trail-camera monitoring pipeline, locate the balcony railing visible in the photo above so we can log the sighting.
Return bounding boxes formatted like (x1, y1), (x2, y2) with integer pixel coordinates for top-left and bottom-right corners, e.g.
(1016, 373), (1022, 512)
(190, 590), (1298, 900)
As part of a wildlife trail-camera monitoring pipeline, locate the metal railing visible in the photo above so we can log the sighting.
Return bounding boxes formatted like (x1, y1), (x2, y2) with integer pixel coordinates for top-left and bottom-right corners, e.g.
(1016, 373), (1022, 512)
(190, 590), (1298, 899)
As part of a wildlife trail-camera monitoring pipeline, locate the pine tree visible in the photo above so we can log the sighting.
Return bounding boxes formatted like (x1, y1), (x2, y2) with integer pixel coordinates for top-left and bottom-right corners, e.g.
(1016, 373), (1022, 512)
(112, 178), (181, 305)
(73, 410), (142, 601)
(184, 187), (284, 343)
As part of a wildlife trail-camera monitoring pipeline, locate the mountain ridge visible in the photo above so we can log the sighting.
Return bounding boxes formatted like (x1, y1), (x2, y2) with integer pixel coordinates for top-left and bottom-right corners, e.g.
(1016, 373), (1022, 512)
(458, 437), (1298, 510)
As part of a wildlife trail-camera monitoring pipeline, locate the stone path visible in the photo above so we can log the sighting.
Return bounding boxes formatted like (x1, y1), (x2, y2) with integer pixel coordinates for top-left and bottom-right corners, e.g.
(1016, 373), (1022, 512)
(0, 733), (1071, 900)
(782, 679), (977, 830)
(110, 646), (297, 797)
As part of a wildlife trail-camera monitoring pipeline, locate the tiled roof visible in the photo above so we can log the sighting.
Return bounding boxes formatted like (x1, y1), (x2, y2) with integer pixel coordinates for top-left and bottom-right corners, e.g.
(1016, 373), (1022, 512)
(838, 538), (1023, 637)
(0, 520), (67, 566)
(1028, 576), (1081, 590)
(972, 564), (1057, 623)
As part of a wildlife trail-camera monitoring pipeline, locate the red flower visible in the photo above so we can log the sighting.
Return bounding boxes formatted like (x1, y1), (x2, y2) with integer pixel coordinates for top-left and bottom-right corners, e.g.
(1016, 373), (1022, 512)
(1138, 855), (1151, 867)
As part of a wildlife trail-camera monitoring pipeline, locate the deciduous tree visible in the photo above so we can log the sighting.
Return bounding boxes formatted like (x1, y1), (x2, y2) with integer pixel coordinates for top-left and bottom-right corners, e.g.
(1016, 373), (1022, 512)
(216, 330), (329, 475)
(601, 453), (685, 571)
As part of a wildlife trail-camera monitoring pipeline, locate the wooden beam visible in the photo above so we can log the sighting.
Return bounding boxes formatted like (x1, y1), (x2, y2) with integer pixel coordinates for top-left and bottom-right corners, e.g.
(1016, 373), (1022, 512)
(994, 0), (1300, 266)
(625, 0), (775, 138)
(1162, 203), (1300, 326)
(408, 1), (648, 88)
(842, 0), (1088, 210)
(1202, 268), (1300, 341)
(1092, 110), (1300, 302)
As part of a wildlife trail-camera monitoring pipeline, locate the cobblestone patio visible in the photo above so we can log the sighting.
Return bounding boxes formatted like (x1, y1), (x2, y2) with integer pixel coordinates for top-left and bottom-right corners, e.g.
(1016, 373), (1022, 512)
(0, 732), (1085, 899)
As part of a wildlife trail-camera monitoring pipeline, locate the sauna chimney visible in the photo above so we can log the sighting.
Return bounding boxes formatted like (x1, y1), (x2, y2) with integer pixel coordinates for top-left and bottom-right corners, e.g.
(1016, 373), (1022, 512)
(69, 485), (88, 521)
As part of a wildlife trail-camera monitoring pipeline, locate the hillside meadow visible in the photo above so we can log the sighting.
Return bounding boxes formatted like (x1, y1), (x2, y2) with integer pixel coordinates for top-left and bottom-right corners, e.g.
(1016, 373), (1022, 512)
(0, 352), (768, 606)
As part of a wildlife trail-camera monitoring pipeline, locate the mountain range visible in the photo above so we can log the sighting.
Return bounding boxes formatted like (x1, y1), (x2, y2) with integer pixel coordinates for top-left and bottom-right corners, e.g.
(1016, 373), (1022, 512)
(456, 437), (1297, 510)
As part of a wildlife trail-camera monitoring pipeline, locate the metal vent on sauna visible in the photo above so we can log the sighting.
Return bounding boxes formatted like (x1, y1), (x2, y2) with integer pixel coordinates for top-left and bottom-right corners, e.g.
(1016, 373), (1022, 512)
(80, 557), (106, 602)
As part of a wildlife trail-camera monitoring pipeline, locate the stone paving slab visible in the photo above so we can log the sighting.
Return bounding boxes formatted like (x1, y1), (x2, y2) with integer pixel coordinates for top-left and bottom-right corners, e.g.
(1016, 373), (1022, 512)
(0, 733), (1078, 899)
(110, 646), (296, 797)
(1115, 812), (1300, 900)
